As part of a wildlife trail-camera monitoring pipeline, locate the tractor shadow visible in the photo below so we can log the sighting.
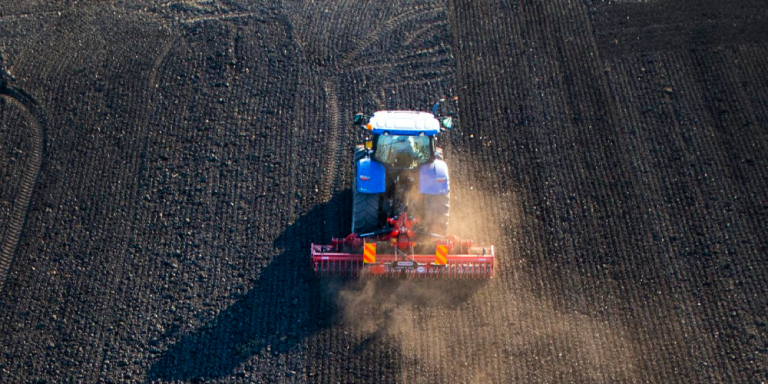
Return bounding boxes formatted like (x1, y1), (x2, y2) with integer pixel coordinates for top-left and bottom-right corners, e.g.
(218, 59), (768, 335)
(146, 190), (485, 382)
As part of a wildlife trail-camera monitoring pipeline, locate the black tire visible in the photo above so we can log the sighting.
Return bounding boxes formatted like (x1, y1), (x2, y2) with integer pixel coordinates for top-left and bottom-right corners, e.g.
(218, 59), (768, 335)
(352, 163), (380, 235)
(422, 193), (449, 237)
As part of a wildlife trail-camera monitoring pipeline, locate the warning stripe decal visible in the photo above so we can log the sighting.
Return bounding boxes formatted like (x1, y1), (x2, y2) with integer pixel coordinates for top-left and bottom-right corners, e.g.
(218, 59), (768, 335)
(363, 243), (376, 264)
(435, 245), (448, 265)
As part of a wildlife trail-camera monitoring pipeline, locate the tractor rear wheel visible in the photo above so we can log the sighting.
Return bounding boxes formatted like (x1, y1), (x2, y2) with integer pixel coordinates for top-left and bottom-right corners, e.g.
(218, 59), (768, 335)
(352, 179), (380, 234)
(422, 193), (449, 237)
(352, 145), (380, 234)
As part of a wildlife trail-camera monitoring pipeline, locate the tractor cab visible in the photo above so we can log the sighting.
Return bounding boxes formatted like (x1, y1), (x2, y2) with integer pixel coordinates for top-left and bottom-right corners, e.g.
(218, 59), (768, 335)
(374, 134), (431, 168)
(355, 110), (451, 169)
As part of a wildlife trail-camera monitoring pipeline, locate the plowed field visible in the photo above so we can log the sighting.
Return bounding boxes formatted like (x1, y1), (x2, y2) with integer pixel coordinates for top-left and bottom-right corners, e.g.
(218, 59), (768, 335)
(0, 1), (766, 383)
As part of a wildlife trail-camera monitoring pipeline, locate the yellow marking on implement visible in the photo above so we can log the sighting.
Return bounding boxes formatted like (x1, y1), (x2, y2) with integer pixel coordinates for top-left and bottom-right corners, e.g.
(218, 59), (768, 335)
(364, 243), (376, 264)
(435, 245), (448, 265)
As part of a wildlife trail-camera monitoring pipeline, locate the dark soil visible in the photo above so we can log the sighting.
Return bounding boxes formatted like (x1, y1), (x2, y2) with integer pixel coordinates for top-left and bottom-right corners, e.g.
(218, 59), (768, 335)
(0, 0), (766, 382)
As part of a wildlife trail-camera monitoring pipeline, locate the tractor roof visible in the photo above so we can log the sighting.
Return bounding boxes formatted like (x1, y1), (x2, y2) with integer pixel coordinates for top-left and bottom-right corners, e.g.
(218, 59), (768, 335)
(369, 111), (441, 136)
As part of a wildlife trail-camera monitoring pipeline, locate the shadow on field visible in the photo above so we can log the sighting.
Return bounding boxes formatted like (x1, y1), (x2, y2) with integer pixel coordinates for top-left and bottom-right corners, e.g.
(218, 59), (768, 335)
(146, 191), (485, 382)
(145, 193), (346, 382)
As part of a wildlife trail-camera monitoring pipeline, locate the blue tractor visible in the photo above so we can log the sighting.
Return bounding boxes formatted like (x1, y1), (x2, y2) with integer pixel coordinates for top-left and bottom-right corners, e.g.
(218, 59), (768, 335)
(310, 103), (495, 279)
(351, 107), (454, 237)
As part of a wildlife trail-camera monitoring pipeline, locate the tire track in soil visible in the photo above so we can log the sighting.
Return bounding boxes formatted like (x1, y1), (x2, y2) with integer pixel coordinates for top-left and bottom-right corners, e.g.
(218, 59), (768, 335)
(0, 90), (43, 293)
(403, 20), (447, 46)
(339, 5), (442, 69)
(148, 34), (176, 93)
(6, 8), (184, 380)
(94, 29), (178, 383)
(119, 32), (176, 241)
(348, 5), (454, 112)
(0, 12), (108, 381)
(25, 12), (176, 380)
(136, 16), (309, 381)
(178, 12), (262, 24)
(284, 2), (348, 227)
(345, 51), (453, 74)
(319, 78), (345, 239)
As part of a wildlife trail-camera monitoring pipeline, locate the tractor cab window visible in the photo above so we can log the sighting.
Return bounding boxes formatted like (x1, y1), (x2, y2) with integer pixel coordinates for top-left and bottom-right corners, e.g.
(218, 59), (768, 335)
(374, 135), (431, 168)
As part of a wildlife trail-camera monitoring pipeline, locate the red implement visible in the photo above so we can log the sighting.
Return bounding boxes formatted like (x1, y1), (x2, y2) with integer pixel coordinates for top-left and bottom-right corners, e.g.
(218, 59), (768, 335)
(311, 214), (495, 279)
(311, 242), (495, 278)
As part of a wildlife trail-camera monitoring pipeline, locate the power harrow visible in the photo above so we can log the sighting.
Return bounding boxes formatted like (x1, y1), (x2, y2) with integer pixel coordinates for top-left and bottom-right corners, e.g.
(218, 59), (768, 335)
(312, 211), (495, 278)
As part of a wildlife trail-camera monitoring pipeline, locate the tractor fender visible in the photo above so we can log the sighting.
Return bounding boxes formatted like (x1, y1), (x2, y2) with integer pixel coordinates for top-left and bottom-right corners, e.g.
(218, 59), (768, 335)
(419, 160), (450, 195)
(356, 158), (386, 193)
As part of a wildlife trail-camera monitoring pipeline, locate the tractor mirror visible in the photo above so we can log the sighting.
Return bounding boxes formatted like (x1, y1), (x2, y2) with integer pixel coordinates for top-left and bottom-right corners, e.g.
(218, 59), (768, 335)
(441, 117), (452, 129)
(354, 113), (369, 126)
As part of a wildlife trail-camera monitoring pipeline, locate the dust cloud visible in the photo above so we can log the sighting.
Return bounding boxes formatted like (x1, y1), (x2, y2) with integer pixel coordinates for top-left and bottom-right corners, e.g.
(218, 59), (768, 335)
(332, 183), (640, 383)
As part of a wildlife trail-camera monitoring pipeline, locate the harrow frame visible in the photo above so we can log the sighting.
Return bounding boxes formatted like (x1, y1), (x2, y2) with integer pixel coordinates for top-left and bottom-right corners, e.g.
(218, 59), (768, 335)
(311, 242), (495, 279)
